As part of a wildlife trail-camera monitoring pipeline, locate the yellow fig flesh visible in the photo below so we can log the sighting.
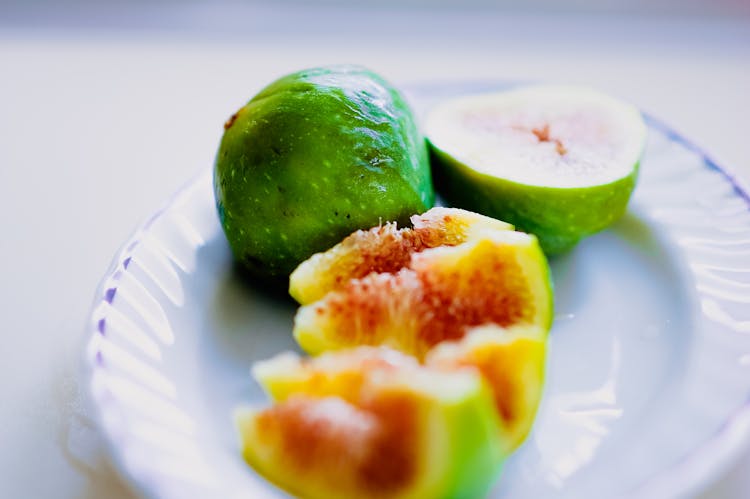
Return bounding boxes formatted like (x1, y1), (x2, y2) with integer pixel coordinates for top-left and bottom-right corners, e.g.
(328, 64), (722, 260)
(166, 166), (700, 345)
(289, 207), (512, 305)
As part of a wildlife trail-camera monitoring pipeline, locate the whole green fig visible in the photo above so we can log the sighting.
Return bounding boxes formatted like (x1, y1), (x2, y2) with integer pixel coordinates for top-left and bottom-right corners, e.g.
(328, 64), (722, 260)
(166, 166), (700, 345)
(214, 65), (434, 280)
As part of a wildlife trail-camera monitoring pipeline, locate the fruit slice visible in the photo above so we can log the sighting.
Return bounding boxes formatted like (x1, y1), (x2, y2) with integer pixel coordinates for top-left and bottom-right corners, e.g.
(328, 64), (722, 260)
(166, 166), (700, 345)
(426, 325), (546, 453)
(236, 347), (505, 499)
(294, 230), (552, 360)
(289, 207), (513, 304)
(425, 85), (647, 254)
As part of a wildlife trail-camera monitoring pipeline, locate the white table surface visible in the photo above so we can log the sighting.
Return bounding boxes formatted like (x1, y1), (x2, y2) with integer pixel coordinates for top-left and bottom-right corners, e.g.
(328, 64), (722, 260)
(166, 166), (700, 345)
(1, 5), (749, 498)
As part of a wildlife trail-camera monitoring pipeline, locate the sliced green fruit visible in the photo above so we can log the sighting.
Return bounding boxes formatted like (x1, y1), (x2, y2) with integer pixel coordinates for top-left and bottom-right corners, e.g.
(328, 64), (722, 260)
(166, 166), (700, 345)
(289, 207), (512, 305)
(426, 85), (647, 254)
(426, 325), (546, 453)
(294, 230), (553, 360)
(236, 347), (505, 499)
(215, 65), (434, 280)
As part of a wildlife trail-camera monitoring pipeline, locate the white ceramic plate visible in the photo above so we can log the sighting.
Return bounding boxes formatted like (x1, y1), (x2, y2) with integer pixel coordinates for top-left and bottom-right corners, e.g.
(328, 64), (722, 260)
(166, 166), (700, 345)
(84, 82), (750, 499)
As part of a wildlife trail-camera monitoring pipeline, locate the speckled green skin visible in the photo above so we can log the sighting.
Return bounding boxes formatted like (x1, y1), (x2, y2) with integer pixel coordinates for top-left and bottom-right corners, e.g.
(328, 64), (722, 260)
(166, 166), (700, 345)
(429, 146), (639, 255)
(214, 66), (434, 279)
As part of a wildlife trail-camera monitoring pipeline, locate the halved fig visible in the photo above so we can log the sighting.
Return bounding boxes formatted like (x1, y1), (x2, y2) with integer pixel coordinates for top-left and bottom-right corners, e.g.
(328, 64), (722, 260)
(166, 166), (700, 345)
(426, 85), (647, 254)
(293, 230), (552, 360)
(426, 325), (546, 453)
(289, 207), (512, 304)
(236, 347), (505, 499)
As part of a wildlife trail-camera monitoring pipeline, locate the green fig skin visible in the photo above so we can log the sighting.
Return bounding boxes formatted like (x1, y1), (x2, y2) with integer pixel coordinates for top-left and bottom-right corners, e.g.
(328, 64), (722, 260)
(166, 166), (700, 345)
(214, 65), (434, 280)
(429, 145), (639, 255)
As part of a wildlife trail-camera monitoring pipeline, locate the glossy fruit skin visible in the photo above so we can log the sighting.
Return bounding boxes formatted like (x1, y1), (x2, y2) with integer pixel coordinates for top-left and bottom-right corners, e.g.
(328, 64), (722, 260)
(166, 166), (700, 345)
(214, 65), (434, 279)
(429, 145), (639, 255)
